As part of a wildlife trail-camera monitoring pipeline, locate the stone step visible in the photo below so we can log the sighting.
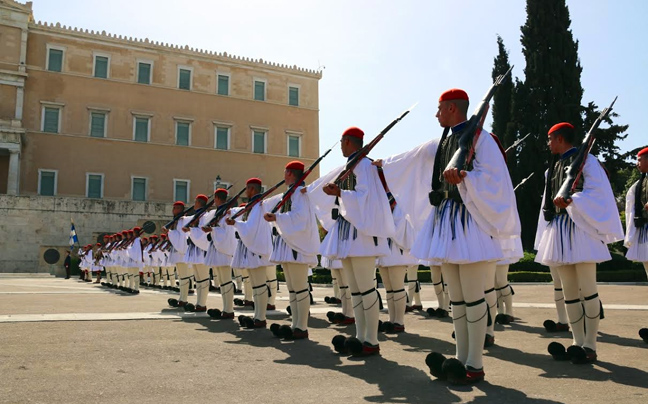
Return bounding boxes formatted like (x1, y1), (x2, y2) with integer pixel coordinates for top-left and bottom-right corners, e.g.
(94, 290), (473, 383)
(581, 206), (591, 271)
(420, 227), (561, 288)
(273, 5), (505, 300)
(0, 272), (55, 278)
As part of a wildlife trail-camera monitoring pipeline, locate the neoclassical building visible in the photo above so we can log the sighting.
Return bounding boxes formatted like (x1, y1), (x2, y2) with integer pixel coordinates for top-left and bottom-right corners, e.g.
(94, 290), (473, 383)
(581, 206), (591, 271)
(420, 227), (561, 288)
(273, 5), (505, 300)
(0, 0), (321, 203)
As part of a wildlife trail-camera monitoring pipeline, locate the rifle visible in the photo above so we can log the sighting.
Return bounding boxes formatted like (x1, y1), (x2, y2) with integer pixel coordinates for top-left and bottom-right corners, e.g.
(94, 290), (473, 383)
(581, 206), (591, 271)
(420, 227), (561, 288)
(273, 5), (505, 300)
(505, 132), (531, 154)
(446, 65), (513, 172)
(556, 96), (617, 201)
(333, 103), (417, 186)
(230, 179), (286, 220)
(107, 238), (126, 252)
(513, 172), (534, 192)
(270, 140), (338, 214)
(205, 187), (247, 227)
(185, 184), (235, 227)
(163, 205), (196, 230)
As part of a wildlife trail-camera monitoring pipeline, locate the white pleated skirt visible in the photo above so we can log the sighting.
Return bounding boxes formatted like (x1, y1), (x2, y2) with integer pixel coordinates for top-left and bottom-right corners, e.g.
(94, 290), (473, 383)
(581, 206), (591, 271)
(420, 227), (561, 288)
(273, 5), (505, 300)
(183, 245), (206, 264)
(204, 245), (233, 267)
(497, 237), (524, 265)
(321, 256), (342, 270)
(411, 198), (503, 264)
(320, 216), (390, 260)
(270, 236), (318, 266)
(377, 239), (418, 267)
(231, 241), (271, 269)
(625, 224), (648, 262)
(535, 213), (611, 266)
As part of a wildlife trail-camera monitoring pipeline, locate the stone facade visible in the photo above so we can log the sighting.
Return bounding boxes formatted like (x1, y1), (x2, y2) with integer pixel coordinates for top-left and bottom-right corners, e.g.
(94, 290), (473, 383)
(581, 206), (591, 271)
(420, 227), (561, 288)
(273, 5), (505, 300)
(0, 1), (321, 272)
(0, 194), (172, 272)
(0, 0), (321, 201)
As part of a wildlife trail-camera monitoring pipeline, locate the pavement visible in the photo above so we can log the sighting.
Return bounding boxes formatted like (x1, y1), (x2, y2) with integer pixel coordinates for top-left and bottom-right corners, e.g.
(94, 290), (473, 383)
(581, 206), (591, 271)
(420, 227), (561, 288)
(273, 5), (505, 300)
(1, 276), (647, 404)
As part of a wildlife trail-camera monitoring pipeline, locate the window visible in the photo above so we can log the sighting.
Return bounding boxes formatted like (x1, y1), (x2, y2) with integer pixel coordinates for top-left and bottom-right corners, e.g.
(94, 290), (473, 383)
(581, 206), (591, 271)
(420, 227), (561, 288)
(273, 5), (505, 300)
(46, 46), (63, 72)
(174, 179), (190, 204)
(176, 121), (190, 146)
(132, 177), (147, 201)
(86, 173), (104, 199)
(254, 80), (265, 101)
(217, 74), (230, 96)
(253, 130), (266, 154)
(288, 134), (300, 157)
(38, 170), (57, 196)
(42, 106), (60, 133)
(137, 61), (152, 84)
(93, 54), (109, 78)
(133, 117), (150, 142)
(89, 112), (106, 138)
(289, 86), (299, 106)
(215, 126), (229, 150)
(178, 68), (192, 90)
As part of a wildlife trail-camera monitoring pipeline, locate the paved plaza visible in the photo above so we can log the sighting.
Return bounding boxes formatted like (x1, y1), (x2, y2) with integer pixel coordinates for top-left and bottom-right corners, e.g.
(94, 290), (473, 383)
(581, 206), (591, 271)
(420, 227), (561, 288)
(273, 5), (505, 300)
(1, 275), (647, 404)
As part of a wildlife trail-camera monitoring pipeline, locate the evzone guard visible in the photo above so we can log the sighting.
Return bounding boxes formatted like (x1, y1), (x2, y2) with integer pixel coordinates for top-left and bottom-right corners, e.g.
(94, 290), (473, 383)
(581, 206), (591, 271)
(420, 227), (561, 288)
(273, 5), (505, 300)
(308, 126), (396, 357)
(538, 121), (623, 364)
(181, 194), (213, 313)
(202, 188), (238, 320)
(164, 201), (194, 308)
(226, 178), (274, 329)
(626, 147), (648, 343)
(264, 160), (320, 340)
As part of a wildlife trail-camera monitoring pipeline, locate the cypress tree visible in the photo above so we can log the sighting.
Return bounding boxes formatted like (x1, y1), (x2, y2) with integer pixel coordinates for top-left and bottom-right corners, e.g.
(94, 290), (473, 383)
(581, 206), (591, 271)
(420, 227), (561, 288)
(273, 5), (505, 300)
(491, 36), (517, 174)
(516, 0), (584, 249)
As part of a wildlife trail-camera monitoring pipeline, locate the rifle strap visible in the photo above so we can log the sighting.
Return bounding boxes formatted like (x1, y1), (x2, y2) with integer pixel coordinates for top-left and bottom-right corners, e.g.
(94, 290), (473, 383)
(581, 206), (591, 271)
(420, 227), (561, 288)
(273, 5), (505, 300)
(431, 127), (451, 192)
(636, 173), (646, 221)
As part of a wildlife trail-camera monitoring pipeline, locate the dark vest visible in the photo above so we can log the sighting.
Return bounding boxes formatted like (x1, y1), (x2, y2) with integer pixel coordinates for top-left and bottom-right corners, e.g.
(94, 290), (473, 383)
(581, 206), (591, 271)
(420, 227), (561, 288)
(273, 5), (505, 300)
(436, 131), (473, 204)
(549, 151), (584, 216)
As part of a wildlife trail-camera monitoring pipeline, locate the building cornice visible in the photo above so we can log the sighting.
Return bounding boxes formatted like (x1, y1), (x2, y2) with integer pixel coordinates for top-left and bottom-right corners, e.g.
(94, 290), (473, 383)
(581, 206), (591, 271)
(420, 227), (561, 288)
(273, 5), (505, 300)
(29, 20), (323, 80)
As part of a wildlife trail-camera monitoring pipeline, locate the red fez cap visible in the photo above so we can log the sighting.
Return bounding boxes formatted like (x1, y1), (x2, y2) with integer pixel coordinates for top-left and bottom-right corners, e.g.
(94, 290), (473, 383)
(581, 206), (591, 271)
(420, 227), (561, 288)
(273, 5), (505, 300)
(133, 227), (142, 232)
(638, 147), (648, 157)
(195, 194), (208, 202)
(160, 234), (167, 239)
(141, 237), (148, 242)
(548, 122), (574, 135)
(128, 230), (134, 234)
(103, 235), (110, 239)
(95, 243), (101, 246)
(150, 235), (158, 239)
(173, 201), (185, 207)
(121, 231), (128, 236)
(214, 188), (229, 196)
(246, 178), (262, 186)
(286, 160), (305, 171)
(439, 89), (469, 102)
(343, 127), (364, 139)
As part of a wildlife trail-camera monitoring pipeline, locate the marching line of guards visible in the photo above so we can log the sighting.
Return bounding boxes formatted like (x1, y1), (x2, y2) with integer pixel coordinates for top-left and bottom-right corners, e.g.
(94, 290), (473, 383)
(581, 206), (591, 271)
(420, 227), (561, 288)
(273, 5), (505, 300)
(70, 87), (648, 387)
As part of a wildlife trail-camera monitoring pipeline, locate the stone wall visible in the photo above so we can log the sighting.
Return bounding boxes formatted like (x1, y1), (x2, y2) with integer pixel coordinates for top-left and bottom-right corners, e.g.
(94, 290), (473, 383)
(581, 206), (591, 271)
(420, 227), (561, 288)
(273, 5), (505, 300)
(0, 194), (172, 272)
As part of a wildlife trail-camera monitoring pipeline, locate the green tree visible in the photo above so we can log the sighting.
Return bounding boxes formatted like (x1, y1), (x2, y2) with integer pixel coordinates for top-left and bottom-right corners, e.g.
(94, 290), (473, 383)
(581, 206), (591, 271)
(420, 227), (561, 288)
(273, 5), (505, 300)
(515, 0), (585, 249)
(491, 35), (517, 173)
(581, 101), (631, 195)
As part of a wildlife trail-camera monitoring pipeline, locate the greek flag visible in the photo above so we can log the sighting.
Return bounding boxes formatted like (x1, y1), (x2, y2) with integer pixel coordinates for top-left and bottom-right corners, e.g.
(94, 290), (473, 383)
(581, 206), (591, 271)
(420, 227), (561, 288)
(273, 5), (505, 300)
(69, 220), (79, 250)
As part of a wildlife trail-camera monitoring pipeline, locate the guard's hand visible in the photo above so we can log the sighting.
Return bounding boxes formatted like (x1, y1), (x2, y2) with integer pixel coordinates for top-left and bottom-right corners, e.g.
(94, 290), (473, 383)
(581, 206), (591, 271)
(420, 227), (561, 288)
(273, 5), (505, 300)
(264, 213), (277, 222)
(225, 218), (236, 226)
(644, 202), (648, 211)
(181, 227), (190, 233)
(161, 227), (169, 234)
(300, 188), (307, 194)
(553, 196), (572, 209)
(443, 168), (467, 185)
(201, 226), (212, 233)
(372, 159), (383, 168)
(323, 183), (341, 197)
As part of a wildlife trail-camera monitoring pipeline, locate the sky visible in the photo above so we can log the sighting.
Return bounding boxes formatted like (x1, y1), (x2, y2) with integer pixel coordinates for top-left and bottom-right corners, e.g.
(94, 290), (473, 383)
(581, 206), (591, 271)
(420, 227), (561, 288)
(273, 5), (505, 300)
(30, 0), (648, 175)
